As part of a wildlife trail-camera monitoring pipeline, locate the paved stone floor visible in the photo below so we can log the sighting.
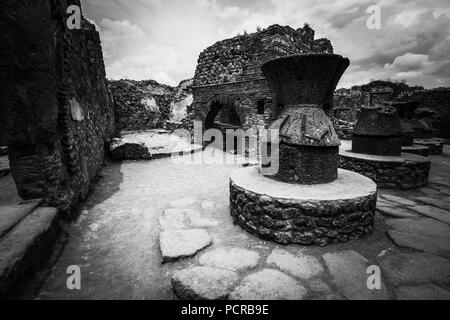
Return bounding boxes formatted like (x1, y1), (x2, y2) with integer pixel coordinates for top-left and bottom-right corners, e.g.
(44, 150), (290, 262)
(30, 145), (450, 300)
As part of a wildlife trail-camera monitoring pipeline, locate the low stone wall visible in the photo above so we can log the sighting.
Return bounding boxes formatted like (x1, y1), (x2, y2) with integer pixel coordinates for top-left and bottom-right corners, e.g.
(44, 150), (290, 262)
(402, 145), (429, 157)
(339, 155), (430, 189)
(414, 139), (445, 155)
(230, 181), (376, 247)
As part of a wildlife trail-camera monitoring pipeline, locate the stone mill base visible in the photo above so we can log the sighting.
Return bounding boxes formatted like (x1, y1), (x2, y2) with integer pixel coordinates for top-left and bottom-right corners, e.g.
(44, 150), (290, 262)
(401, 145), (430, 157)
(229, 167), (377, 247)
(339, 140), (430, 190)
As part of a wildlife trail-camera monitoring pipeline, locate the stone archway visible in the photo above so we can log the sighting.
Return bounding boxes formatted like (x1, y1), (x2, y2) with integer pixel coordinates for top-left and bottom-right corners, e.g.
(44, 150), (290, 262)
(197, 95), (247, 129)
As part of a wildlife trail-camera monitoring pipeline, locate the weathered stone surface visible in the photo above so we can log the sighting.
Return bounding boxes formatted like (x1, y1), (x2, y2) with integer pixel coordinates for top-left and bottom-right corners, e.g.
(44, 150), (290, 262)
(229, 269), (307, 300)
(0, 207), (60, 296)
(172, 267), (239, 300)
(230, 167), (377, 246)
(185, 210), (219, 228)
(339, 141), (430, 190)
(109, 139), (152, 161)
(192, 24), (333, 134)
(0, 200), (42, 239)
(109, 79), (194, 132)
(395, 284), (450, 300)
(410, 205), (450, 224)
(380, 194), (417, 206)
(0, 156), (10, 178)
(168, 197), (197, 208)
(0, 0), (115, 212)
(160, 230), (212, 262)
(387, 230), (450, 259)
(201, 200), (216, 211)
(415, 197), (450, 212)
(421, 188), (442, 196)
(159, 209), (218, 231)
(267, 249), (324, 279)
(380, 252), (450, 286)
(377, 205), (420, 218)
(199, 247), (260, 272)
(308, 278), (344, 300)
(323, 250), (390, 300)
(159, 209), (190, 232)
(386, 218), (450, 237)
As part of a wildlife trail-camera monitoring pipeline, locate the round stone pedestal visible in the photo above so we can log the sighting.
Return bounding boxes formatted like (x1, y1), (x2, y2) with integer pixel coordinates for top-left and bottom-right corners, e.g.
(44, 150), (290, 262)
(229, 167), (377, 246)
(339, 140), (430, 190)
(402, 145), (430, 157)
(414, 139), (445, 155)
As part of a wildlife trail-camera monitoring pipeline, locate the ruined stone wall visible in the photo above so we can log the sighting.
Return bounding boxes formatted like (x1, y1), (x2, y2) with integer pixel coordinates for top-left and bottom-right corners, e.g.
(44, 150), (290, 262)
(192, 24), (334, 131)
(0, 0), (115, 214)
(332, 83), (450, 139)
(108, 79), (194, 132)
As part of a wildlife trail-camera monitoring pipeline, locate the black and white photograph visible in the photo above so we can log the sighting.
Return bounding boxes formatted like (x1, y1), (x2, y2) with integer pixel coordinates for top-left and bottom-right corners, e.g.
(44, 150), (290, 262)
(1, 0), (450, 307)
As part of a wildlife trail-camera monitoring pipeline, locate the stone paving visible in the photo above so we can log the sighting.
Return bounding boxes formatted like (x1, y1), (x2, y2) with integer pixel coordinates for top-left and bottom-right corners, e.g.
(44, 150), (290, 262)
(30, 145), (450, 300)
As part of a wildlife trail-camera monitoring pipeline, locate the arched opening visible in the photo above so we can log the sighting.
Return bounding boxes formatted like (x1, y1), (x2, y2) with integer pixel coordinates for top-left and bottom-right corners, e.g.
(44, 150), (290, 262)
(205, 100), (242, 130)
(203, 96), (246, 153)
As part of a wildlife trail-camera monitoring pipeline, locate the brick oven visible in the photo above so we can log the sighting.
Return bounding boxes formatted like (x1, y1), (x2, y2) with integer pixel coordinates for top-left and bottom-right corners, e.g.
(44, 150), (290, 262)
(191, 24), (334, 133)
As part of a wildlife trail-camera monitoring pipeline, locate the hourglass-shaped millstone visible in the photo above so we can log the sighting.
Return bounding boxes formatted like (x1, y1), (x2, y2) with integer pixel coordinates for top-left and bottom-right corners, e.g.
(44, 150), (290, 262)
(261, 54), (350, 184)
(352, 88), (403, 156)
(393, 101), (420, 146)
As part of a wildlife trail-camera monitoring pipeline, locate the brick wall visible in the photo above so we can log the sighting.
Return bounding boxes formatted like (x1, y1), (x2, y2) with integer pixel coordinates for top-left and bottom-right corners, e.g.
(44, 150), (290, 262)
(192, 24), (334, 132)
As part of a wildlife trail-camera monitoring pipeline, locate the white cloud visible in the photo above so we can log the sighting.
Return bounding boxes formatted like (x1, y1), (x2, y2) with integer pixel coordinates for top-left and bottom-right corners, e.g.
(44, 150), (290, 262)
(83, 0), (450, 88)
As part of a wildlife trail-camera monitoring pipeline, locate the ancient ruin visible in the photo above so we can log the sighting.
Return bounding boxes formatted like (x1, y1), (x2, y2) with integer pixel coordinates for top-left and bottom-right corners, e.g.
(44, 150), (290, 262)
(339, 89), (431, 189)
(229, 54), (378, 246)
(2, 0), (450, 303)
(393, 101), (430, 156)
(0, 0), (115, 214)
(192, 24), (333, 134)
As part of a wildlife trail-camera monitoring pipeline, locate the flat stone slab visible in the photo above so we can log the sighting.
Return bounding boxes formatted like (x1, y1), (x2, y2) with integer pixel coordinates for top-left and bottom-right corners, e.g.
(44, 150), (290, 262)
(0, 207), (59, 296)
(377, 205), (420, 219)
(414, 197), (450, 212)
(340, 140), (430, 164)
(410, 205), (450, 224)
(168, 197), (198, 208)
(379, 194), (417, 206)
(421, 188), (442, 196)
(159, 209), (218, 231)
(185, 210), (219, 228)
(159, 209), (190, 231)
(229, 269), (307, 300)
(323, 250), (390, 300)
(172, 267), (239, 300)
(380, 252), (450, 286)
(395, 284), (450, 300)
(387, 229), (450, 259)
(386, 218), (450, 236)
(231, 167), (377, 201)
(0, 199), (42, 239)
(160, 229), (212, 263)
(267, 249), (324, 279)
(199, 247), (260, 272)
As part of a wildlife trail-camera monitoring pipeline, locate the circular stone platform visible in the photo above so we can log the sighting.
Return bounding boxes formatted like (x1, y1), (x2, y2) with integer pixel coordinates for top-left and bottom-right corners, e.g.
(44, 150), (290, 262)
(339, 140), (430, 190)
(402, 145), (429, 157)
(229, 167), (377, 246)
(414, 139), (445, 155)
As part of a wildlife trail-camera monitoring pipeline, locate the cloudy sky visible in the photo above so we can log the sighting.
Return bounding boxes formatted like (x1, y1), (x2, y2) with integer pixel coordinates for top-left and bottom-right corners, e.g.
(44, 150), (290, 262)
(82, 0), (450, 88)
